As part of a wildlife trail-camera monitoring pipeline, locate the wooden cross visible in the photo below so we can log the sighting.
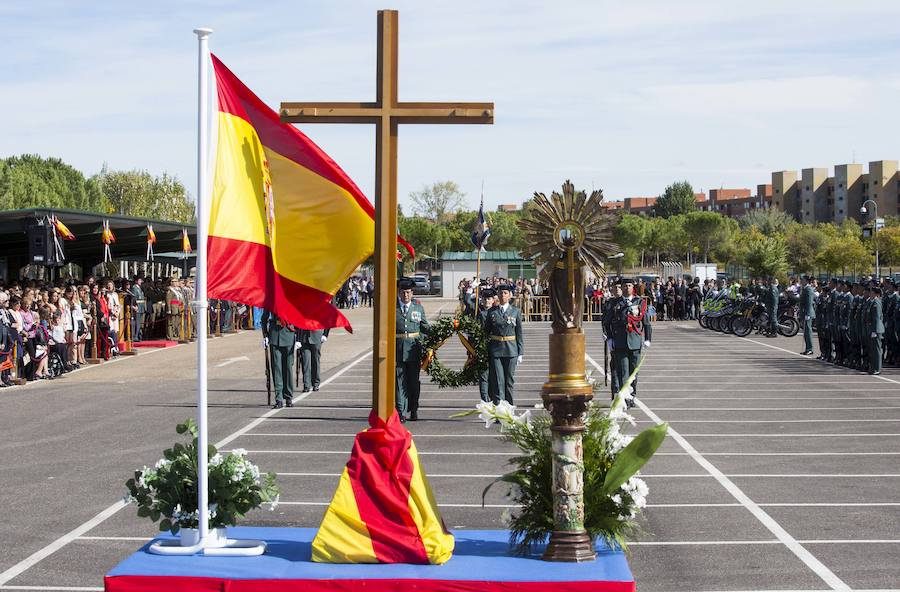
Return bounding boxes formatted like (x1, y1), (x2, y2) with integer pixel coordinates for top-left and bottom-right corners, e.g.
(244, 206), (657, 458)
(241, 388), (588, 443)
(280, 10), (493, 421)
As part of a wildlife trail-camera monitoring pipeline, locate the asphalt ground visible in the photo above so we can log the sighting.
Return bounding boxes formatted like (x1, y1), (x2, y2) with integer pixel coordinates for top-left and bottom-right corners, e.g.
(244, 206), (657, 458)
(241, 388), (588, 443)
(1, 306), (899, 592)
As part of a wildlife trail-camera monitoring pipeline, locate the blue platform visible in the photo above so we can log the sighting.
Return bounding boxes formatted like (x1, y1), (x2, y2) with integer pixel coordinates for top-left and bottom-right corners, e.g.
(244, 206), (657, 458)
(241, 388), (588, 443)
(105, 527), (635, 592)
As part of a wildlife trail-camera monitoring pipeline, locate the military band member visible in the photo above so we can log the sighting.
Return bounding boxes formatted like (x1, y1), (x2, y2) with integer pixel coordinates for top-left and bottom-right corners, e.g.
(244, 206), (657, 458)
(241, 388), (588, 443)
(298, 327), (329, 392)
(262, 309), (298, 408)
(396, 278), (429, 422)
(477, 287), (497, 403)
(608, 279), (651, 406)
(799, 276), (816, 355)
(484, 284), (524, 406)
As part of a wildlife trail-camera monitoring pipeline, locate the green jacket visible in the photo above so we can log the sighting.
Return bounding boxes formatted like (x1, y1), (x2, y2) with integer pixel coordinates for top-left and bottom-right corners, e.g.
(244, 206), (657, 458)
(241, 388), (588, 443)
(261, 310), (298, 347)
(609, 296), (652, 351)
(799, 284), (816, 319)
(766, 286), (780, 311)
(396, 300), (429, 363)
(868, 297), (884, 336)
(484, 304), (524, 358)
(298, 328), (329, 346)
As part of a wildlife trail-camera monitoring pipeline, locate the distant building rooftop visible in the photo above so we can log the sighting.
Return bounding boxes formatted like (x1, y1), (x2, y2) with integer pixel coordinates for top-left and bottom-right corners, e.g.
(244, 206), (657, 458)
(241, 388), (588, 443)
(441, 250), (530, 262)
(496, 204), (519, 213)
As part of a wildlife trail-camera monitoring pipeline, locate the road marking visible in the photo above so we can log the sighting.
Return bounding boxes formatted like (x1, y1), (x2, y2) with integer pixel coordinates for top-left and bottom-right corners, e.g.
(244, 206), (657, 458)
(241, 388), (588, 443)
(585, 354), (851, 591)
(224, 450), (517, 456)
(634, 418), (900, 423)
(637, 406), (900, 411)
(215, 355), (249, 367)
(275, 471), (900, 479)
(0, 586), (104, 591)
(243, 433), (499, 438)
(0, 349), (375, 587)
(677, 433), (900, 437)
(629, 539), (900, 546)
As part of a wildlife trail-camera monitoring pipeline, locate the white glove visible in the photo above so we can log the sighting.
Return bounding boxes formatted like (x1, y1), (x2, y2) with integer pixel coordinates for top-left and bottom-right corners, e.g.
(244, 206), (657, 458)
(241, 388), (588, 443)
(263, 337), (269, 349)
(871, 332), (877, 338)
(606, 338), (614, 350)
(805, 315), (810, 321)
(294, 341), (301, 351)
(321, 335), (327, 343)
(643, 341), (651, 348)
(517, 355), (523, 364)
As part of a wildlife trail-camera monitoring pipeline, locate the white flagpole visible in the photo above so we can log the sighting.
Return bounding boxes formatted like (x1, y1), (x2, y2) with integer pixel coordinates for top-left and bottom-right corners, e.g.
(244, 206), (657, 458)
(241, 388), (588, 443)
(193, 26), (213, 547)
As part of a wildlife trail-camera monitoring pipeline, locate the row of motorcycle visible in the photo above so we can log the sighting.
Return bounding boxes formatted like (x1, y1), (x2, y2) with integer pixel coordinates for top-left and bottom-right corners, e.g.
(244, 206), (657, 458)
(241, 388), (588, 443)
(699, 291), (800, 338)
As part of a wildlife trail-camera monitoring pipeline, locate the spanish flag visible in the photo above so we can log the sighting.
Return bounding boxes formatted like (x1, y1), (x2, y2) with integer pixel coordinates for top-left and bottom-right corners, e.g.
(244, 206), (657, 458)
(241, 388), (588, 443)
(181, 228), (192, 254)
(53, 216), (76, 241)
(209, 56), (412, 331)
(312, 410), (455, 564)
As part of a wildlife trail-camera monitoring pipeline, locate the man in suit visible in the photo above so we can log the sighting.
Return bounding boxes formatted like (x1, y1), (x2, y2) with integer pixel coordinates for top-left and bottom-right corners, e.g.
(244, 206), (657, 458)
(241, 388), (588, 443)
(298, 327), (329, 392)
(261, 309), (298, 409)
(484, 284), (524, 406)
(867, 285), (884, 375)
(477, 287), (497, 403)
(130, 276), (146, 342)
(396, 278), (429, 422)
(799, 275), (816, 355)
(609, 279), (651, 406)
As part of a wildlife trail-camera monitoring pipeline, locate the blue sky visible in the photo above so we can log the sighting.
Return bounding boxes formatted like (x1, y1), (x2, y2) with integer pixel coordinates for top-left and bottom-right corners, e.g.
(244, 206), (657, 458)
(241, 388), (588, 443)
(2, 1), (900, 212)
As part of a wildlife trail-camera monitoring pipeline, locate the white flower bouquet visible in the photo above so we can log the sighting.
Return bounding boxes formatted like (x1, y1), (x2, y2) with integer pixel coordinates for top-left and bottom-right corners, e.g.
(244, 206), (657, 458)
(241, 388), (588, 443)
(125, 419), (279, 534)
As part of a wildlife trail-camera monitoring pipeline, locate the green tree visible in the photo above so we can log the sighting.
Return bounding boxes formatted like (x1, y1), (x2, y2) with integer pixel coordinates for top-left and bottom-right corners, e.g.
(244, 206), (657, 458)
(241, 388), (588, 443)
(653, 181), (697, 218)
(0, 154), (109, 212)
(95, 168), (194, 223)
(785, 223), (827, 273)
(408, 181), (466, 224)
(743, 229), (788, 278)
(613, 214), (649, 267)
(738, 208), (793, 236)
(683, 211), (733, 263)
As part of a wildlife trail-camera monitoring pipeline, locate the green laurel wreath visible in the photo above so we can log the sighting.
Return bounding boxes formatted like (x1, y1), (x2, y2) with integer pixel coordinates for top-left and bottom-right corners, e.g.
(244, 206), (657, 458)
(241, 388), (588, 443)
(421, 314), (488, 388)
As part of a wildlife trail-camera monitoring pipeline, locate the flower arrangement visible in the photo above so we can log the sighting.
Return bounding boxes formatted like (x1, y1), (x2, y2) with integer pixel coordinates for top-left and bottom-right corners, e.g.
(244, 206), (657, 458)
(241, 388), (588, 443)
(125, 419), (279, 534)
(455, 372), (666, 555)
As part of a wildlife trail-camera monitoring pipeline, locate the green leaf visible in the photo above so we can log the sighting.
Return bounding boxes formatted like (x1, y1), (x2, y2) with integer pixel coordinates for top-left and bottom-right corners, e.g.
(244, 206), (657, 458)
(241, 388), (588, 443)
(136, 506), (151, 518)
(601, 423), (668, 496)
(481, 471), (528, 507)
(159, 519), (172, 533)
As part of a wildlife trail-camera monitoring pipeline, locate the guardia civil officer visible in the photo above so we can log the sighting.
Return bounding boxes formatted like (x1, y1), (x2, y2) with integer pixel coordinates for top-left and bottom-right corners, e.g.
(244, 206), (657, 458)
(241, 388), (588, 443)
(261, 309), (298, 408)
(477, 287), (497, 403)
(765, 277), (780, 337)
(882, 279), (897, 366)
(397, 277), (429, 422)
(298, 327), (329, 392)
(608, 279), (651, 406)
(484, 284), (524, 406)
(799, 275), (816, 355)
(867, 285), (884, 375)
(130, 276), (146, 342)
(816, 284), (831, 361)
(602, 281), (624, 397)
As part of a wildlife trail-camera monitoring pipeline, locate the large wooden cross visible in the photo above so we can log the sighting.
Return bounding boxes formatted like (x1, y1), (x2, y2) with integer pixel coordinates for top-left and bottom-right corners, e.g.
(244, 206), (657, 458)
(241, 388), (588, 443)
(281, 10), (493, 421)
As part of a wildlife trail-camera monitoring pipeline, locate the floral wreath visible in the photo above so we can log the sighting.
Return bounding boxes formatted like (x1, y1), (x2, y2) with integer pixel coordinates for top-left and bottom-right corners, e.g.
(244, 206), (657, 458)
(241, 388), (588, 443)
(421, 314), (488, 388)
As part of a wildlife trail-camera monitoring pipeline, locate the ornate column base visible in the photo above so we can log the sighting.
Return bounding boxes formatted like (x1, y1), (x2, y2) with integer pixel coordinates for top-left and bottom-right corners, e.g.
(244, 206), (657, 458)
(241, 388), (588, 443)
(542, 530), (597, 562)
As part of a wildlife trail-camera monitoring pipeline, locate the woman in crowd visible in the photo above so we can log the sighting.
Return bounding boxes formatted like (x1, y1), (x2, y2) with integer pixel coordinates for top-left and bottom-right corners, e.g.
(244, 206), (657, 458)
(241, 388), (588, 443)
(72, 285), (88, 366)
(91, 284), (110, 360)
(20, 293), (37, 380)
(60, 285), (75, 367)
(32, 306), (51, 379)
(105, 280), (120, 351)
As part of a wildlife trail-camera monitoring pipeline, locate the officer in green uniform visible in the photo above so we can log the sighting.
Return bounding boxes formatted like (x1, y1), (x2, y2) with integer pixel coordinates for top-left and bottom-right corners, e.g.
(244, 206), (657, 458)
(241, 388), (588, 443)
(484, 284), (524, 406)
(816, 284), (831, 361)
(881, 279), (896, 366)
(609, 279), (651, 406)
(261, 309), (298, 409)
(130, 276), (146, 342)
(166, 279), (184, 341)
(477, 287), (496, 403)
(298, 327), (329, 392)
(396, 277), (429, 422)
(799, 276), (816, 355)
(867, 286), (884, 375)
(765, 278), (780, 337)
(602, 282), (624, 397)
(849, 283), (863, 370)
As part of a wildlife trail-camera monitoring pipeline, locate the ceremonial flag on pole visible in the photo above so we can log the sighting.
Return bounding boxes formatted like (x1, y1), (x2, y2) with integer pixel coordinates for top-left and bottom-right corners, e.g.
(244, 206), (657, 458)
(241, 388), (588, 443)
(208, 56), (414, 331)
(102, 220), (115, 262)
(146, 224), (157, 261)
(471, 199), (491, 250)
(52, 216), (76, 240)
(182, 228), (192, 254)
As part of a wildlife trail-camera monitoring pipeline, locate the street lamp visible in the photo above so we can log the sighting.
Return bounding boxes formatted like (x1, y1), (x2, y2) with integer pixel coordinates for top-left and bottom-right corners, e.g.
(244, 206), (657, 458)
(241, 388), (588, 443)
(609, 252), (625, 279)
(861, 199), (880, 279)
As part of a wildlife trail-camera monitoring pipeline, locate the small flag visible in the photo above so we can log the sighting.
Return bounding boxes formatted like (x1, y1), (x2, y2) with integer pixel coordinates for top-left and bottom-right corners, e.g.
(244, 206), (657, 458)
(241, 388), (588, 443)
(146, 224), (157, 261)
(52, 216), (75, 240)
(471, 199), (491, 250)
(102, 220), (115, 262)
(182, 228), (192, 254)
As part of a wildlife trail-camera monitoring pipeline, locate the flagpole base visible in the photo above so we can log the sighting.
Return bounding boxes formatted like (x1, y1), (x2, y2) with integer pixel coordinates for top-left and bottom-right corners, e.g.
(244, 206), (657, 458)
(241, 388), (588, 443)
(148, 538), (267, 557)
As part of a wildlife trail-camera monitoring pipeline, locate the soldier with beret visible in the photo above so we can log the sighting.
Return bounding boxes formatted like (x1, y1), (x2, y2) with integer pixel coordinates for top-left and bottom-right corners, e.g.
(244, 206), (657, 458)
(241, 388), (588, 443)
(484, 284), (524, 406)
(396, 277), (429, 422)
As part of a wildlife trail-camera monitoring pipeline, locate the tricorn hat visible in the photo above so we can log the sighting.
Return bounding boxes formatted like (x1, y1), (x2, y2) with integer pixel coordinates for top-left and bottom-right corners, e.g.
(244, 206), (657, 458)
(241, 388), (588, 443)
(398, 277), (416, 290)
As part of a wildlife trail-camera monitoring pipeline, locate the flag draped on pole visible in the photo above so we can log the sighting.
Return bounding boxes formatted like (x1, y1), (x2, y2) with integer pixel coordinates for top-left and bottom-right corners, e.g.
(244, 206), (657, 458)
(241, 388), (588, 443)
(208, 56), (414, 331)
(50, 215), (74, 264)
(146, 224), (157, 261)
(312, 410), (455, 564)
(101, 220), (115, 262)
(52, 216), (75, 241)
(471, 199), (491, 250)
(181, 228), (192, 254)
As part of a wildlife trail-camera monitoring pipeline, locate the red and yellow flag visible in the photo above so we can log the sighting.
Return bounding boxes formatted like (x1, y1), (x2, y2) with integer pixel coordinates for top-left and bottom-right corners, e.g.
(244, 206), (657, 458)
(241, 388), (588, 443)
(312, 410), (454, 564)
(101, 222), (115, 245)
(53, 216), (76, 241)
(182, 229), (192, 253)
(209, 56), (413, 330)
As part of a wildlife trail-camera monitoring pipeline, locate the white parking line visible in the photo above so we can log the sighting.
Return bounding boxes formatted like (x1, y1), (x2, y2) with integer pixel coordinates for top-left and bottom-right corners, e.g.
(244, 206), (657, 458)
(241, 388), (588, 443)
(243, 433), (499, 438)
(585, 353), (851, 591)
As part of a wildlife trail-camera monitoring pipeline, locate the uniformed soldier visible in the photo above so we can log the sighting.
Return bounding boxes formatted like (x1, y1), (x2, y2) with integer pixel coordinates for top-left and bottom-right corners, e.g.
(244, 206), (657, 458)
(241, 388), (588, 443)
(765, 278), (780, 337)
(166, 279), (184, 341)
(477, 287), (497, 403)
(849, 283), (862, 370)
(609, 279), (651, 406)
(799, 276), (816, 355)
(484, 284), (524, 406)
(261, 309), (298, 408)
(396, 278), (429, 422)
(298, 327), (329, 392)
(881, 279), (896, 366)
(834, 280), (849, 366)
(867, 286), (884, 375)
(602, 282), (624, 397)
(130, 276), (146, 342)
(816, 284), (831, 361)
(182, 278), (196, 340)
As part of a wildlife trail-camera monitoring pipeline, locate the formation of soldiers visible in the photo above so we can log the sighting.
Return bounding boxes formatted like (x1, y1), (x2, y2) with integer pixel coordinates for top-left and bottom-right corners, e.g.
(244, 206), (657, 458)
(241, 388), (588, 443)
(814, 277), (887, 375)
